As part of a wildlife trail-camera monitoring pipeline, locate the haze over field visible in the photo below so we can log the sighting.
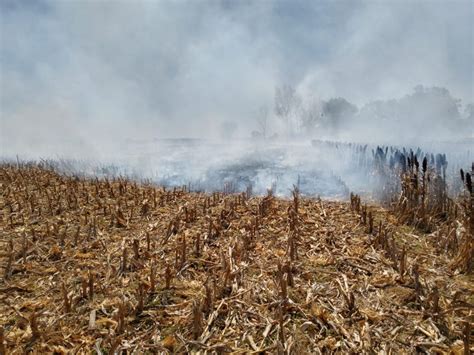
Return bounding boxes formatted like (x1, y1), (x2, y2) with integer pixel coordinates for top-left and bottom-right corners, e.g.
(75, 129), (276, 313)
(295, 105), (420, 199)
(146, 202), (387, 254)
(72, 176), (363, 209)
(0, 0), (472, 196)
(0, 0), (474, 155)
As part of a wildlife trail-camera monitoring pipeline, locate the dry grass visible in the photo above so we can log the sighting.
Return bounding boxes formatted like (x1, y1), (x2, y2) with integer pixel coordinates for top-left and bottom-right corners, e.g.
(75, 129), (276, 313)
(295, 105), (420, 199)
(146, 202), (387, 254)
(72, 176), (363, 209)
(0, 163), (472, 353)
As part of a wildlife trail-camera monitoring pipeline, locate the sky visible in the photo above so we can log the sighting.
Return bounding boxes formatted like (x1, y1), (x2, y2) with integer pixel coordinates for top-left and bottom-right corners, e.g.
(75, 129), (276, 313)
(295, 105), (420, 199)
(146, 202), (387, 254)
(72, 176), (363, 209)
(0, 0), (473, 155)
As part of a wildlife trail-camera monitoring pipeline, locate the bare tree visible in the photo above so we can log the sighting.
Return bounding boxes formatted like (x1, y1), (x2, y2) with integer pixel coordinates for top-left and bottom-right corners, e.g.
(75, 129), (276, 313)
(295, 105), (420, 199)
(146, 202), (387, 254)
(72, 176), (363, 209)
(274, 85), (301, 137)
(275, 85), (294, 136)
(300, 97), (323, 135)
(256, 105), (269, 139)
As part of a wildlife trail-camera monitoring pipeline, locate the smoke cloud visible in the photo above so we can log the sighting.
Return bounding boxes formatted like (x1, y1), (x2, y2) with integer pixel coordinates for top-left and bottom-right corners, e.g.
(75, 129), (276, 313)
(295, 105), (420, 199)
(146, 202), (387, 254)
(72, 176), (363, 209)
(1, 0), (473, 155)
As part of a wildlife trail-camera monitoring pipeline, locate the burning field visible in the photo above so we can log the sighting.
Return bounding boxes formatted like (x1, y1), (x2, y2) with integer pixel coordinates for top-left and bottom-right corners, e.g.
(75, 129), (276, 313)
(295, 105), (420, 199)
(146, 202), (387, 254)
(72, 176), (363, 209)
(0, 145), (472, 354)
(3, 0), (473, 352)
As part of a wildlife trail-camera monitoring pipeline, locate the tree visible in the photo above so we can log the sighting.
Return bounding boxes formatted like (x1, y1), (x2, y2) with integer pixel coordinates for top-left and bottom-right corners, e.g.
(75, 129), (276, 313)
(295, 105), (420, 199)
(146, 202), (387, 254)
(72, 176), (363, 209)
(274, 85), (301, 137)
(300, 97), (323, 135)
(256, 105), (269, 139)
(393, 86), (462, 136)
(322, 97), (357, 132)
(357, 86), (464, 141)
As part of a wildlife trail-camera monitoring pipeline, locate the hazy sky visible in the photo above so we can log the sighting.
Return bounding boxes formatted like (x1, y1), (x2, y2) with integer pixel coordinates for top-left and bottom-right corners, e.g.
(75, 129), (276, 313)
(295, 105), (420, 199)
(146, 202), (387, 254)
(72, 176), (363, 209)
(1, 0), (473, 151)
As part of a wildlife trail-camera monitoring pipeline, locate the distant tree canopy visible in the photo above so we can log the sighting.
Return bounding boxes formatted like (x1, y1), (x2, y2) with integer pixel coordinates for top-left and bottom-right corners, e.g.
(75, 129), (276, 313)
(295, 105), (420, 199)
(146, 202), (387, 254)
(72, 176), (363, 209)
(262, 84), (469, 141)
(357, 86), (464, 139)
(322, 98), (358, 131)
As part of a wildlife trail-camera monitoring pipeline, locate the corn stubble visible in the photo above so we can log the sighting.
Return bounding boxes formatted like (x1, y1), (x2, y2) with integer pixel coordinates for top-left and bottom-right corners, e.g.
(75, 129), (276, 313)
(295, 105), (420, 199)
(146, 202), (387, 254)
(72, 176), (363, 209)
(0, 158), (472, 354)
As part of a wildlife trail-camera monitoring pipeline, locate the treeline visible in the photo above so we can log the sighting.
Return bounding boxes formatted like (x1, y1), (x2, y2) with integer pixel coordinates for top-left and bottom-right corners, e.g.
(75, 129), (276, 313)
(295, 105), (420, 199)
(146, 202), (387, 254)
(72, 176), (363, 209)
(252, 85), (473, 142)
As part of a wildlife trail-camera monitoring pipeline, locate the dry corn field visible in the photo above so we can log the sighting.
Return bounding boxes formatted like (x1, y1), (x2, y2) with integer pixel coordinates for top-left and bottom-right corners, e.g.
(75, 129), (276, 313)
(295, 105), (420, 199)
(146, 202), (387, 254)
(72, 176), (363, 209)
(0, 161), (472, 354)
